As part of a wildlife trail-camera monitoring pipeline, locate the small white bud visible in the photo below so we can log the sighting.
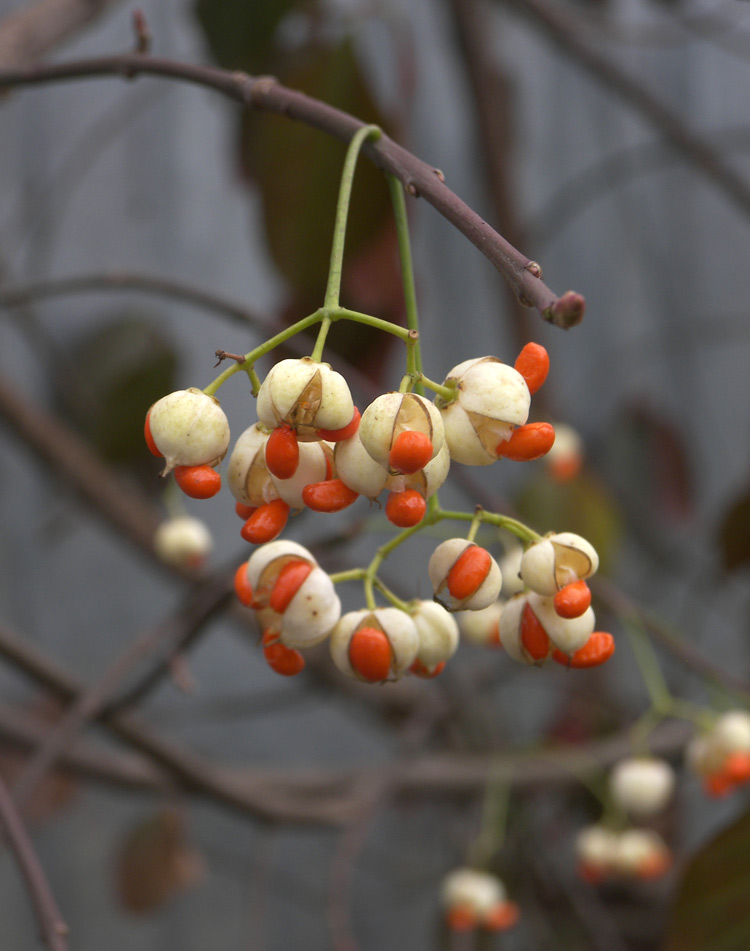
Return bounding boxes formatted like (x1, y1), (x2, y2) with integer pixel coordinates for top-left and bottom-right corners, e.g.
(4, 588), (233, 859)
(148, 388), (230, 473)
(153, 516), (212, 568)
(609, 757), (675, 817)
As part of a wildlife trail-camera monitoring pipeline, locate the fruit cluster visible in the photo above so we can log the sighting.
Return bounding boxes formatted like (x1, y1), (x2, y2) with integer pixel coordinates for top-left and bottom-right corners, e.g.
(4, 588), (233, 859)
(145, 340), (617, 682)
(440, 868), (519, 932)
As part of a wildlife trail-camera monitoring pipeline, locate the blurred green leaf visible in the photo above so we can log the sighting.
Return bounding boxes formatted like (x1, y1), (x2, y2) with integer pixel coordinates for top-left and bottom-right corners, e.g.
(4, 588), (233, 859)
(718, 484), (750, 573)
(515, 469), (623, 573)
(662, 809), (750, 951)
(57, 314), (178, 464)
(194, 0), (304, 73)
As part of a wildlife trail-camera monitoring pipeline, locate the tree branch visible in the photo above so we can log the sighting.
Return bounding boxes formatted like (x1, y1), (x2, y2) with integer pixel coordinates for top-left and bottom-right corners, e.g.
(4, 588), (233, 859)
(0, 52), (584, 328)
(0, 772), (69, 951)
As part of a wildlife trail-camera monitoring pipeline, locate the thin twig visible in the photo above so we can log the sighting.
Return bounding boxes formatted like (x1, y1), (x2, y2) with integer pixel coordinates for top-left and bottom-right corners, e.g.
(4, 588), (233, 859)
(0, 52), (584, 328)
(0, 772), (69, 951)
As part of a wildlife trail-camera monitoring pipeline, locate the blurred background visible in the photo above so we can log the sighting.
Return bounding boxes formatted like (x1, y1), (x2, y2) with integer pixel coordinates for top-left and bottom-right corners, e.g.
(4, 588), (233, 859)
(0, 0), (749, 948)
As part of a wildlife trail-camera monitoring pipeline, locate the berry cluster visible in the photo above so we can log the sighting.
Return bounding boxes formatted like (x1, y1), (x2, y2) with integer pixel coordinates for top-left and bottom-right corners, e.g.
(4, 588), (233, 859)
(686, 710), (750, 797)
(144, 339), (618, 683)
(440, 868), (519, 933)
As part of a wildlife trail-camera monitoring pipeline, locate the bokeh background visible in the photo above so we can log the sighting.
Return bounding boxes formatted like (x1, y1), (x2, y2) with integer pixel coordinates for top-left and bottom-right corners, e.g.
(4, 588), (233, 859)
(0, 0), (749, 948)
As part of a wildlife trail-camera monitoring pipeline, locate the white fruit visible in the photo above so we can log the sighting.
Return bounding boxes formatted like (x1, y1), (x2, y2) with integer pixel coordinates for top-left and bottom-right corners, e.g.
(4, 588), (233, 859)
(270, 440), (331, 508)
(713, 711), (750, 755)
(458, 600), (504, 647)
(411, 601), (460, 670)
(498, 594), (543, 664)
(359, 392), (444, 470)
(148, 388), (230, 473)
(527, 593), (595, 656)
(277, 566), (341, 649)
(437, 358), (530, 465)
(245, 540), (316, 594)
(329, 608), (419, 681)
(441, 868), (506, 916)
(520, 533), (599, 597)
(609, 757), (675, 817)
(227, 424), (279, 507)
(256, 358), (354, 435)
(153, 516), (212, 568)
(428, 539), (503, 612)
(334, 432), (389, 499)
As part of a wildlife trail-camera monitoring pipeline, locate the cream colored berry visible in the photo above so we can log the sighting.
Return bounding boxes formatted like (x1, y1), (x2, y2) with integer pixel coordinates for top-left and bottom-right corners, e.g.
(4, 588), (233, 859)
(441, 868), (506, 917)
(277, 566), (341, 649)
(359, 392), (444, 470)
(148, 388), (230, 473)
(527, 592), (595, 656)
(334, 432), (389, 499)
(609, 757), (675, 818)
(411, 601), (460, 671)
(153, 516), (212, 569)
(256, 358), (353, 436)
(437, 358), (530, 465)
(330, 608), (419, 681)
(428, 539), (503, 612)
(227, 424), (279, 507)
(458, 600), (503, 647)
(520, 533), (599, 597)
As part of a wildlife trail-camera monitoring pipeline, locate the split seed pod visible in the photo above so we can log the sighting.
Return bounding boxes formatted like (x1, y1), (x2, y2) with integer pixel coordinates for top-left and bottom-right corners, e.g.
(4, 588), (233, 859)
(256, 357), (354, 438)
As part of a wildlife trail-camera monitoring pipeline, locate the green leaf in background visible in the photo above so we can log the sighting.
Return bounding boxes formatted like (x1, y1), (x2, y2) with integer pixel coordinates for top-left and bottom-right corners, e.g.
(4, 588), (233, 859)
(662, 809), (750, 951)
(717, 483), (750, 573)
(515, 468), (623, 574)
(56, 314), (178, 465)
(194, 0), (304, 74)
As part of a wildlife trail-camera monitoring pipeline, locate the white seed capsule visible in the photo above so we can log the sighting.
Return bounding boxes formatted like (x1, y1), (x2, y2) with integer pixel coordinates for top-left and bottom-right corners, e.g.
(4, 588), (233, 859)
(391, 442), (450, 499)
(437, 358), (530, 466)
(428, 539), (502, 612)
(245, 540), (317, 594)
(256, 358), (353, 436)
(685, 733), (724, 778)
(411, 601), (460, 671)
(609, 757), (675, 818)
(458, 600), (504, 647)
(575, 825), (619, 873)
(278, 566), (341, 649)
(441, 868), (506, 916)
(359, 392), (444, 470)
(153, 516), (212, 569)
(611, 829), (669, 877)
(329, 608), (419, 681)
(528, 592), (594, 656)
(148, 388), (230, 473)
(334, 432), (389, 499)
(499, 545), (525, 597)
(520, 533), (599, 597)
(227, 424), (279, 507)
(270, 440), (331, 508)
(713, 711), (750, 755)
(498, 594), (543, 665)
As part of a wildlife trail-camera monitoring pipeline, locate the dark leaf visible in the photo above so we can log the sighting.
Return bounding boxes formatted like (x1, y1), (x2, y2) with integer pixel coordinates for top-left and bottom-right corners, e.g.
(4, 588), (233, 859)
(718, 484), (750, 573)
(662, 809), (750, 951)
(56, 314), (178, 464)
(115, 808), (203, 915)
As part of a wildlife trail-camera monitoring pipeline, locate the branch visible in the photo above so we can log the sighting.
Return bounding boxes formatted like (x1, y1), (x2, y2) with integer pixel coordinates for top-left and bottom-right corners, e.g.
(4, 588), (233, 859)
(0, 52), (584, 329)
(0, 773), (69, 951)
(501, 0), (750, 221)
(0, 0), (122, 69)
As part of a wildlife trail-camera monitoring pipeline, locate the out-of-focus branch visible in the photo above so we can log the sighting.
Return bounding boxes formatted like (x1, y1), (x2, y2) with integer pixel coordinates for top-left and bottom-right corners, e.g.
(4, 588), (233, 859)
(0, 0), (122, 69)
(11, 572), (233, 811)
(0, 773), (69, 951)
(0, 52), (584, 328)
(501, 0), (750, 220)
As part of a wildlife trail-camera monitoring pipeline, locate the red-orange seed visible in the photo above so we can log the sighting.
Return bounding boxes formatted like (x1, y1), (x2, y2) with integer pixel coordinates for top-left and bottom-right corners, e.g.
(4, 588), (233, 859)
(521, 602), (551, 661)
(265, 424), (299, 480)
(144, 411), (162, 457)
(316, 407), (361, 442)
(551, 631), (615, 669)
(514, 342), (550, 395)
(447, 546), (491, 601)
(269, 560), (313, 614)
(174, 465), (222, 499)
(409, 659), (446, 679)
(553, 580), (592, 619)
(348, 627), (392, 682)
(302, 479), (359, 513)
(240, 499), (290, 544)
(388, 430), (433, 474)
(263, 641), (305, 676)
(724, 751), (750, 784)
(496, 422), (555, 461)
(233, 562), (254, 607)
(484, 902), (520, 932)
(385, 489), (426, 527)
(445, 907), (476, 932)
(235, 501), (257, 520)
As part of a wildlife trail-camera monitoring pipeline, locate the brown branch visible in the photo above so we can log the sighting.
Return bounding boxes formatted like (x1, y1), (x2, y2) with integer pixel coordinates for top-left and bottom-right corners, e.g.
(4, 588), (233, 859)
(0, 0), (122, 69)
(11, 572), (233, 811)
(0, 52), (583, 328)
(0, 773), (69, 951)
(501, 0), (750, 221)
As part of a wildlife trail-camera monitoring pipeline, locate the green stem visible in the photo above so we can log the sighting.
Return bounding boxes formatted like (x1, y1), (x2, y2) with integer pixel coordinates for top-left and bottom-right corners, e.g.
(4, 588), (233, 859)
(203, 310), (324, 396)
(468, 766), (510, 868)
(466, 507), (484, 543)
(435, 508), (541, 545)
(323, 124), (382, 312)
(387, 173), (422, 384)
(624, 619), (672, 714)
(334, 307), (412, 341)
(418, 373), (458, 403)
